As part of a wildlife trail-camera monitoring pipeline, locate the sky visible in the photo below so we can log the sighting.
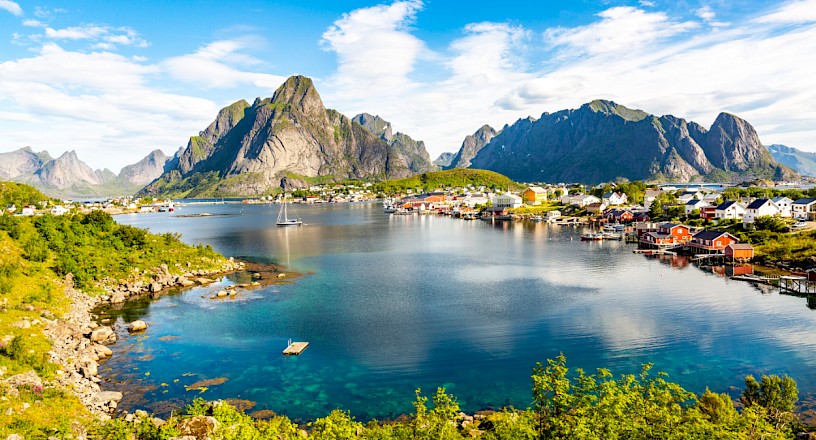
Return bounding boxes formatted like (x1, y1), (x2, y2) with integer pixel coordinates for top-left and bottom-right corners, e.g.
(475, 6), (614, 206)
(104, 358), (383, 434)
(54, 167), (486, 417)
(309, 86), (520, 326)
(1, 0), (815, 172)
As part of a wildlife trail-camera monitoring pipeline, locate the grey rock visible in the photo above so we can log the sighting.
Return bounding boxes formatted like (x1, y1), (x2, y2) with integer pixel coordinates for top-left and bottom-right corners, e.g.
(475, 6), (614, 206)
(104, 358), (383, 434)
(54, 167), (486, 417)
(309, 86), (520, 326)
(90, 326), (116, 345)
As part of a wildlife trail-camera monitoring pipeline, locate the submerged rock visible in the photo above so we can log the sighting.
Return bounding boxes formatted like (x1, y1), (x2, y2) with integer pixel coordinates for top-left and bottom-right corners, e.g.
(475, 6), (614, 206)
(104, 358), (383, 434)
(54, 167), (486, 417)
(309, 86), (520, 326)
(128, 320), (148, 333)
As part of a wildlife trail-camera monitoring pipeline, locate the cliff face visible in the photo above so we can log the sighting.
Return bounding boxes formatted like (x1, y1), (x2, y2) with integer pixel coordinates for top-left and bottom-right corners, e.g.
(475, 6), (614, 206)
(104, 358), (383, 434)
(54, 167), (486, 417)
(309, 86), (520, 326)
(447, 125), (497, 169)
(0, 147), (52, 180)
(353, 113), (435, 173)
(467, 100), (795, 184)
(143, 76), (431, 197)
(119, 149), (171, 186)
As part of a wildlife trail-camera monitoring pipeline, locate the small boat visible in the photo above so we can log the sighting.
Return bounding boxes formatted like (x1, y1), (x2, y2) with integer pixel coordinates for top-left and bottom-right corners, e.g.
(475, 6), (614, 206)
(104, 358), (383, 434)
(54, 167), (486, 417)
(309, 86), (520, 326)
(383, 205), (397, 213)
(530, 215), (543, 222)
(276, 193), (302, 227)
(601, 231), (623, 240)
(581, 233), (604, 241)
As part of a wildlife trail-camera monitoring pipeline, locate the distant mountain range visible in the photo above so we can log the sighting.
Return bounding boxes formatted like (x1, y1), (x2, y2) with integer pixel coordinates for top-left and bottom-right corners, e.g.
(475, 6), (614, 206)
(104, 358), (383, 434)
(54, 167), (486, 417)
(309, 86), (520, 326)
(140, 76), (434, 197)
(0, 147), (174, 198)
(440, 100), (796, 184)
(3, 80), (804, 198)
(766, 144), (816, 177)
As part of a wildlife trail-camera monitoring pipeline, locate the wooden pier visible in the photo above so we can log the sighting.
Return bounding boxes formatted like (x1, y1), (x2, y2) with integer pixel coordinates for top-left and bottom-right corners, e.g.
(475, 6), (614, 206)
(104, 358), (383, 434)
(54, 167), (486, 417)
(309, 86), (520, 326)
(283, 341), (309, 355)
(779, 276), (816, 294)
(633, 249), (676, 256)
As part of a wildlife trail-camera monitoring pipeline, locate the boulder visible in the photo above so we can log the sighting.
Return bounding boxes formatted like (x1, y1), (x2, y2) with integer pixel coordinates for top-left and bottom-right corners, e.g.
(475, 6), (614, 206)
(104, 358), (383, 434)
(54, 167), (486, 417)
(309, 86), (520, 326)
(78, 357), (98, 378)
(110, 291), (126, 304)
(128, 320), (148, 333)
(90, 326), (116, 345)
(195, 278), (214, 285)
(178, 277), (195, 287)
(92, 391), (123, 412)
(216, 290), (228, 298)
(178, 415), (219, 439)
(149, 282), (162, 293)
(93, 344), (112, 358)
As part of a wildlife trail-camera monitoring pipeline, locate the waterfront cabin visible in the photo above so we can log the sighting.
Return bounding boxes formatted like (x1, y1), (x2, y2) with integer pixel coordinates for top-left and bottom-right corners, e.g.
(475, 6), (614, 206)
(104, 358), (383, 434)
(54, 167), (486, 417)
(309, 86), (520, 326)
(5, 204), (16, 214)
(725, 243), (754, 261)
(743, 198), (780, 224)
(714, 201), (746, 220)
(492, 193), (523, 209)
(771, 196), (794, 217)
(639, 223), (692, 248)
(586, 202), (606, 215)
(602, 192), (628, 206)
(481, 206), (509, 218)
(792, 198), (816, 220)
(684, 199), (709, 216)
(632, 211), (651, 222)
(689, 230), (739, 254)
(545, 210), (561, 222)
(522, 186), (548, 205)
(604, 208), (634, 223)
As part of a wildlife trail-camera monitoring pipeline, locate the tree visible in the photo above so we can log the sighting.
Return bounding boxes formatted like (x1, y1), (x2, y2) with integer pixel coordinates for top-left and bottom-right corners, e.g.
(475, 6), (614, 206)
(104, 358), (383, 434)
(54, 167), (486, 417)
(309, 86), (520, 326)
(740, 374), (799, 431)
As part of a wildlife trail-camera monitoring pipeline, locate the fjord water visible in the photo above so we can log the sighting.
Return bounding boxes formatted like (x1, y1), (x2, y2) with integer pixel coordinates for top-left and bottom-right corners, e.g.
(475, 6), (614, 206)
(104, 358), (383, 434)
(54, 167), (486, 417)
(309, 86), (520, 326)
(109, 203), (816, 420)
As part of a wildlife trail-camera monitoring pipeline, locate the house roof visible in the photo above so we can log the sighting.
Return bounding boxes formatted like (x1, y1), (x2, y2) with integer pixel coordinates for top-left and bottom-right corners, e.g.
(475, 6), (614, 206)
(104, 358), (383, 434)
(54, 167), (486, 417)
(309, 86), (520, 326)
(525, 186), (547, 193)
(793, 197), (816, 205)
(727, 243), (754, 250)
(693, 230), (735, 241)
(771, 196), (793, 203)
(746, 198), (772, 210)
(715, 201), (743, 210)
(685, 199), (707, 206)
(659, 222), (686, 230)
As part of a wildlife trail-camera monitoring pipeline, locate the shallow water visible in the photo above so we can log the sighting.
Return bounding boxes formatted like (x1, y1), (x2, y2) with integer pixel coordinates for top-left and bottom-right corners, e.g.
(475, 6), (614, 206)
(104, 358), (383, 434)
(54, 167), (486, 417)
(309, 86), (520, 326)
(105, 202), (816, 421)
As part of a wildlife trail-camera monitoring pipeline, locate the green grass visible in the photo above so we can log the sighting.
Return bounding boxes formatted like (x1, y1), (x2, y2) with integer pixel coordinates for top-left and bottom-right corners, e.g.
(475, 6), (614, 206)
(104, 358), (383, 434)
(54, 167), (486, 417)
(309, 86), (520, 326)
(373, 169), (522, 195)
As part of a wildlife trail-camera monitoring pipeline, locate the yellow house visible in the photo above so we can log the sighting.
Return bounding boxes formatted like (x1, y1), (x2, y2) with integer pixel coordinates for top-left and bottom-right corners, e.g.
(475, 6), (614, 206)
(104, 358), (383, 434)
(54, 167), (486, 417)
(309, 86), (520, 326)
(522, 186), (548, 205)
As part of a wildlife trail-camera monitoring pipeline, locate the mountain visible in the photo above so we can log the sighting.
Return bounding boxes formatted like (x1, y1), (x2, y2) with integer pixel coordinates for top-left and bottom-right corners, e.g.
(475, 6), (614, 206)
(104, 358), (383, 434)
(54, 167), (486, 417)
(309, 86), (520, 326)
(467, 100), (795, 184)
(352, 113), (434, 173)
(433, 152), (455, 168)
(767, 144), (816, 177)
(119, 149), (173, 186)
(142, 75), (431, 197)
(0, 147), (52, 180)
(0, 148), (175, 198)
(447, 125), (497, 169)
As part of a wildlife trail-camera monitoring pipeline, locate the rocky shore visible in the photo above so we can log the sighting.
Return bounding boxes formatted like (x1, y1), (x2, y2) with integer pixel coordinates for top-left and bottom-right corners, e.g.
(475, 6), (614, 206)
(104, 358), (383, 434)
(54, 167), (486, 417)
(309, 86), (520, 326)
(42, 258), (244, 419)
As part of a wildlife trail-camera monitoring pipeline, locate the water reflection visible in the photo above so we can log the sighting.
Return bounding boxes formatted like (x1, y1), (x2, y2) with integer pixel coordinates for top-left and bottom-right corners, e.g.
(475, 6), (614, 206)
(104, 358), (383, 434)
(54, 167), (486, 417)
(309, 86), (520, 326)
(109, 203), (816, 420)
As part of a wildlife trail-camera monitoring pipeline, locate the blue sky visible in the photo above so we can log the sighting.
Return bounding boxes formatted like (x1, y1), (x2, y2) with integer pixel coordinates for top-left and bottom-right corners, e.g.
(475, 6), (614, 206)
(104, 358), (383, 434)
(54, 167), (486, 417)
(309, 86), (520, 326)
(1, 0), (815, 171)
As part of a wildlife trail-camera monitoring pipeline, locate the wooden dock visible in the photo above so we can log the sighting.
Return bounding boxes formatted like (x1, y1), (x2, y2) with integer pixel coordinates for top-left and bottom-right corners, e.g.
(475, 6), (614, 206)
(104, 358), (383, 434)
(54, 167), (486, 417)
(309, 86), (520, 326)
(283, 341), (309, 355)
(633, 249), (677, 256)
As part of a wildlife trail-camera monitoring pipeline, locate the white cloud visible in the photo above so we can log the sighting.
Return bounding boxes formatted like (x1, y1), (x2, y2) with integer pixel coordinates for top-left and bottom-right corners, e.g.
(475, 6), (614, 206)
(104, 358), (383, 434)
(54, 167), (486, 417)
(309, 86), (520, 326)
(321, 0), (427, 100)
(755, 0), (816, 24)
(696, 6), (730, 28)
(39, 24), (149, 47)
(162, 39), (286, 91)
(0, 0), (22, 16)
(0, 44), (221, 171)
(22, 19), (44, 27)
(639, 0), (655, 6)
(545, 7), (698, 56)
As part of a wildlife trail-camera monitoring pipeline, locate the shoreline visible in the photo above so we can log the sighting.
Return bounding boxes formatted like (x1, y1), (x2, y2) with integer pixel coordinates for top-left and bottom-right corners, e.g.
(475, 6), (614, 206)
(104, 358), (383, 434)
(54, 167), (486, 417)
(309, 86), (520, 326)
(43, 256), (247, 419)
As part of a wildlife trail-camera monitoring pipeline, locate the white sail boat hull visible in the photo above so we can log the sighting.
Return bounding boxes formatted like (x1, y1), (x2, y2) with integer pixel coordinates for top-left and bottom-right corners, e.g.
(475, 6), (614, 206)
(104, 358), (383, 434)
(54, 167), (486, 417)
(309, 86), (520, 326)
(276, 194), (302, 227)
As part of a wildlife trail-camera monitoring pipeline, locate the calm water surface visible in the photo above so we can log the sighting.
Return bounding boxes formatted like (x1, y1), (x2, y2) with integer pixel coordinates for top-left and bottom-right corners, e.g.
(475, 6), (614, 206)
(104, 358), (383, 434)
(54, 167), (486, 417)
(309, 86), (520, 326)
(106, 202), (816, 420)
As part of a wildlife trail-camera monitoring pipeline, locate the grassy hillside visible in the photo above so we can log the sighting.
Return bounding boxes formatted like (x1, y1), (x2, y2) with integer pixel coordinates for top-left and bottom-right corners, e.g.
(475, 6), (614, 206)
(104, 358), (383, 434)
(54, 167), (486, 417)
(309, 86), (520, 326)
(0, 182), (231, 438)
(373, 169), (521, 195)
(0, 181), (57, 209)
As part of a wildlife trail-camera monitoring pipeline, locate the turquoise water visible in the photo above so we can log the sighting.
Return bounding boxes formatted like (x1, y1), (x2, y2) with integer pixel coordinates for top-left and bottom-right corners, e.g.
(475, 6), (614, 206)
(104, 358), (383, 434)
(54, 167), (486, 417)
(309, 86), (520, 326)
(105, 202), (816, 421)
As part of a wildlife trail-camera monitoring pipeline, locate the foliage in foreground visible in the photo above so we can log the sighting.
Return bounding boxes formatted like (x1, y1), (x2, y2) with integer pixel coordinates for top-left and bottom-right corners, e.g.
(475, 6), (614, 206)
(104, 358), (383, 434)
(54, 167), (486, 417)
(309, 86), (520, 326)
(90, 356), (803, 440)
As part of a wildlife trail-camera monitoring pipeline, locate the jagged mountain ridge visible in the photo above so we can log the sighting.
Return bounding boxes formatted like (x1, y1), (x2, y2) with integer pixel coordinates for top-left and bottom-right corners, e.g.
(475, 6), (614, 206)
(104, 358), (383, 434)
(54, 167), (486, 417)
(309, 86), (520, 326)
(0, 148), (175, 198)
(447, 124), (497, 170)
(142, 75), (432, 197)
(433, 152), (455, 168)
(465, 100), (795, 184)
(352, 113), (434, 173)
(767, 144), (816, 177)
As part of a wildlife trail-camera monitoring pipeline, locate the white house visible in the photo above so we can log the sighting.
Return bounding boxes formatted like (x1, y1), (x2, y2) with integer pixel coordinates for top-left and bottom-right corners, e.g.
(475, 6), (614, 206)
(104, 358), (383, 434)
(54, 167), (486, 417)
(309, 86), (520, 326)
(562, 194), (601, 207)
(50, 205), (70, 216)
(684, 199), (709, 216)
(771, 196), (793, 218)
(602, 192), (628, 206)
(743, 198), (780, 224)
(678, 191), (704, 204)
(715, 201), (746, 220)
(792, 198), (816, 220)
(492, 193), (523, 209)
(20, 205), (36, 216)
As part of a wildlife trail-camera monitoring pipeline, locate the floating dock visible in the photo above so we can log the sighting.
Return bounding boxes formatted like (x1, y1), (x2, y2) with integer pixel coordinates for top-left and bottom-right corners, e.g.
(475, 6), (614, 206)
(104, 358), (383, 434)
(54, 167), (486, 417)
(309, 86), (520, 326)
(283, 341), (309, 355)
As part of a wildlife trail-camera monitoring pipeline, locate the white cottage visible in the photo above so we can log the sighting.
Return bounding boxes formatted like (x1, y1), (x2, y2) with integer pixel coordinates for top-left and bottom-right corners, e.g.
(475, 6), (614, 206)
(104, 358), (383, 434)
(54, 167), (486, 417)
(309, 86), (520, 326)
(743, 198), (780, 224)
(714, 201), (746, 220)
(771, 196), (793, 218)
(492, 193), (523, 209)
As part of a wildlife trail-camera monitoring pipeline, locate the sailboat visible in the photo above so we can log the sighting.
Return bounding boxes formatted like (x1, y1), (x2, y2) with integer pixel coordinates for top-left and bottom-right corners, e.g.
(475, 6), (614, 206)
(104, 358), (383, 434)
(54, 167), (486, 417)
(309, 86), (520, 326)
(276, 193), (302, 227)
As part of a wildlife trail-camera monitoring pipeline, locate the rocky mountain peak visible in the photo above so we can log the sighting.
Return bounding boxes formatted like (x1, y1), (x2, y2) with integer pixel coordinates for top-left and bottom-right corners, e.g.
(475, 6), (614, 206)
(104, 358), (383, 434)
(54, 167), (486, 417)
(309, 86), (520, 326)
(200, 100), (250, 145)
(119, 149), (171, 186)
(270, 75), (325, 118)
(584, 99), (649, 122)
(447, 124), (498, 169)
(353, 113), (393, 141)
